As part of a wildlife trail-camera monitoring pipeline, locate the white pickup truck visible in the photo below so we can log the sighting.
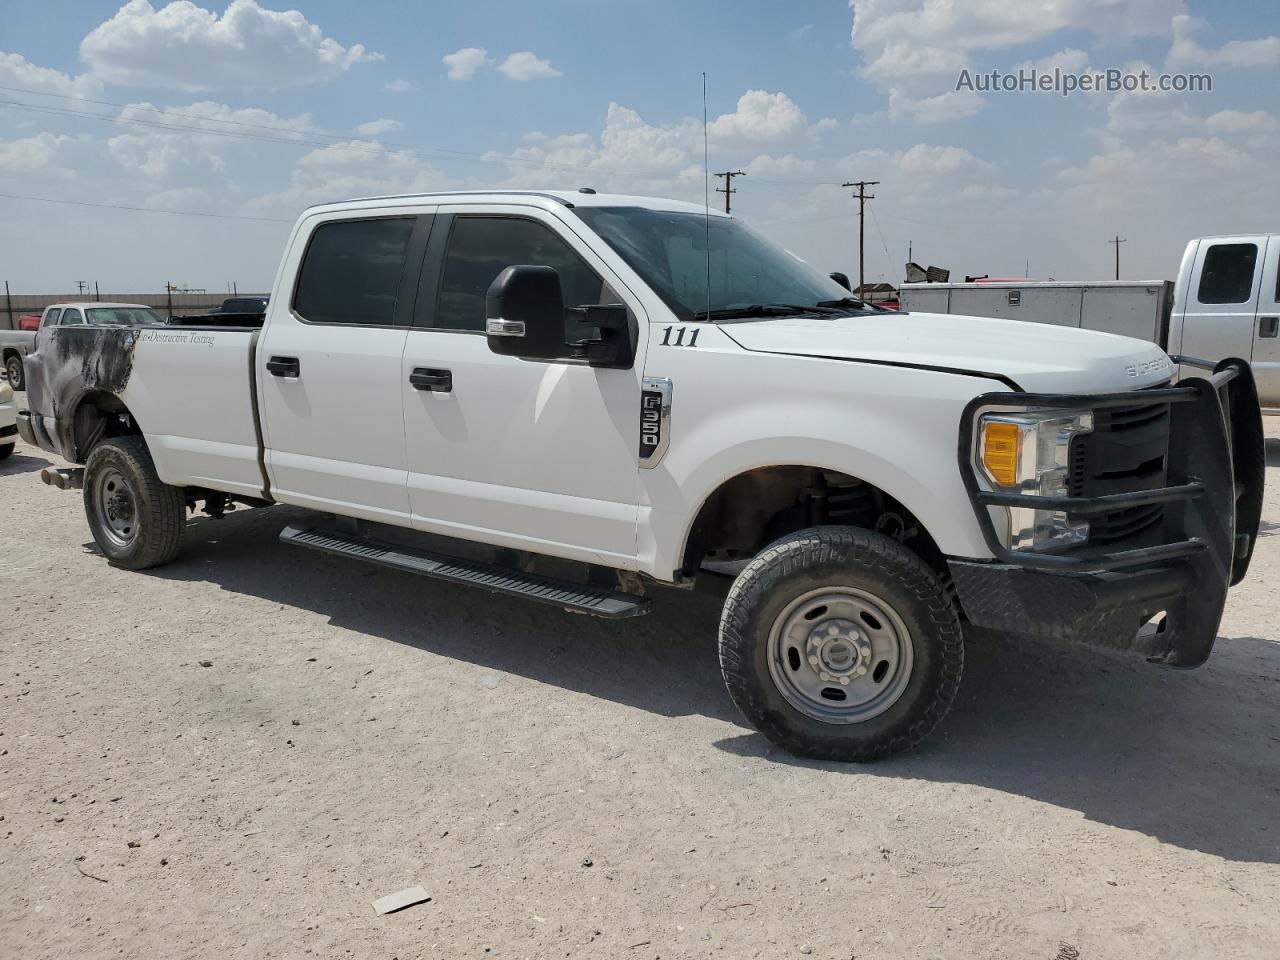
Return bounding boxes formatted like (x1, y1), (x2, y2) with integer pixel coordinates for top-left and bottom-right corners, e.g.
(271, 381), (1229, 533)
(17, 190), (1265, 761)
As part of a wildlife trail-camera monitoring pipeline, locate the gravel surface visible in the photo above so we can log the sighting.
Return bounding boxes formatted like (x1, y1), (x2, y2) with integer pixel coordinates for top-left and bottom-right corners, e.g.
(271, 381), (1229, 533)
(2, 412), (1278, 959)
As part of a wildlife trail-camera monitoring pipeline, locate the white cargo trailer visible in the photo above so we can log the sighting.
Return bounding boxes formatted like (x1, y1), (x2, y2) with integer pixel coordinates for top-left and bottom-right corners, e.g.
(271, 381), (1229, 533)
(899, 280), (1173, 344)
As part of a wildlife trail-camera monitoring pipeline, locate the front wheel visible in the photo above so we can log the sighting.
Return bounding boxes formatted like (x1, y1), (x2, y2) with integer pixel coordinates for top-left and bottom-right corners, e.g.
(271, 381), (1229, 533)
(83, 436), (186, 569)
(4, 354), (23, 391)
(718, 526), (963, 762)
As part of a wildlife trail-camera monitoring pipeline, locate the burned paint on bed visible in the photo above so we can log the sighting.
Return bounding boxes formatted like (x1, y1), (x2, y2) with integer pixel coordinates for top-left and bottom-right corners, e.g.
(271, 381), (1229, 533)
(25, 326), (141, 461)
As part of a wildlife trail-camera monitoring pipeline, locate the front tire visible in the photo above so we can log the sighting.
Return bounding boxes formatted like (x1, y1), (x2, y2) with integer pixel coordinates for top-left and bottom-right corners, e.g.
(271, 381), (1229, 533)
(5, 354), (24, 391)
(83, 436), (186, 569)
(719, 526), (963, 762)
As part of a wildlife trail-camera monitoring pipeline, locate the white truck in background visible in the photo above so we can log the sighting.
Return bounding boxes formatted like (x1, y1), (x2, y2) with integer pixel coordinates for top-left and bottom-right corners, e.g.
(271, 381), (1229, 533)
(902, 234), (1280, 412)
(16, 191), (1266, 761)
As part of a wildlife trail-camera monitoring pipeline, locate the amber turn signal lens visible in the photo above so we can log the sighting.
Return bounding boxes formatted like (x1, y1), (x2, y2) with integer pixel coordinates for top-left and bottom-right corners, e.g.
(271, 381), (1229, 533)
(981, 421), (1022, 487)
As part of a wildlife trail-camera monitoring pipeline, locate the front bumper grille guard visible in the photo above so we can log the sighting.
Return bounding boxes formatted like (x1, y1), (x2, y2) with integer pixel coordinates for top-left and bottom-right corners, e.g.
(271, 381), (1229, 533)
(955, 357), (1264, 668)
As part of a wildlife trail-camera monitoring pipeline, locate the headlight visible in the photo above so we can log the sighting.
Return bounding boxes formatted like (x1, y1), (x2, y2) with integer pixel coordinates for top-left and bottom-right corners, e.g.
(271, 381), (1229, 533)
(976, 409), (1094, 552)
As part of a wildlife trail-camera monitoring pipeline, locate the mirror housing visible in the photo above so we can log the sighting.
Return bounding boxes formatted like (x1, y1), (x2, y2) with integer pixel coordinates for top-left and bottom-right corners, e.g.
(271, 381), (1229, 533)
(829, 271), (851, 291)
(485, 265), (568, 360)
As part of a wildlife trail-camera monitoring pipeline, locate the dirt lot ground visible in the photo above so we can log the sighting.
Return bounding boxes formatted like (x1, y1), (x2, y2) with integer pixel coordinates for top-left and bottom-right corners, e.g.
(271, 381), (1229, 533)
(2, 410), (1279, 960)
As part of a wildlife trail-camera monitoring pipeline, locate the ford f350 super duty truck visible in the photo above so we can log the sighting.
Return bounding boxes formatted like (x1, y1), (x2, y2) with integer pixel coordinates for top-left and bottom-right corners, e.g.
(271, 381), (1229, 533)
(17, 190), (1265, 761)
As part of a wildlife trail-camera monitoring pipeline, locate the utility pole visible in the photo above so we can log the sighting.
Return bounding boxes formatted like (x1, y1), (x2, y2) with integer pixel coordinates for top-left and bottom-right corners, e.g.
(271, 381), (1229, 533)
(75, 280), (88, 297)
(841, 179), (880, 297)
(1108, 235), (1126, 280)
(94, 281), (101, 302)
(714, 170), (746, 214)
(907, 240), (913, 264)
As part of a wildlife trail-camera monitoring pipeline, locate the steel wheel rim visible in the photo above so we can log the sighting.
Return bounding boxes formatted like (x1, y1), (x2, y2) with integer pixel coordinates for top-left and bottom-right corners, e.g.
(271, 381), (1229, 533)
(93, 467), (138, 548)
(6, 358), (19, 384)
(766, 586), (914, 724)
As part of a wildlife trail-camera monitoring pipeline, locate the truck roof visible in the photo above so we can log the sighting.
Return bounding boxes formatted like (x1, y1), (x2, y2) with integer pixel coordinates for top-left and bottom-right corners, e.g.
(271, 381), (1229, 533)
(302, 190), (729, 219)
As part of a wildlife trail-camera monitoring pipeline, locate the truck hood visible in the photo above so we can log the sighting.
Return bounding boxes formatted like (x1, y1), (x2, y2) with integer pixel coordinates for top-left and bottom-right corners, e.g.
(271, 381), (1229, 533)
(720, 311), (1176, 394)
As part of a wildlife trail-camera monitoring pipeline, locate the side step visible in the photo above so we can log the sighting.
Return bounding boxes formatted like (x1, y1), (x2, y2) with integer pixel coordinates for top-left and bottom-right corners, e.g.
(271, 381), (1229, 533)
(279, 524), (650, 619)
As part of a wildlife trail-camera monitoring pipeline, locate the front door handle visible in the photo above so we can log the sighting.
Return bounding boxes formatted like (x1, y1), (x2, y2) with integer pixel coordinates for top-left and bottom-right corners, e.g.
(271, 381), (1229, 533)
(409, 367), (452, 392)
(266, 356), (300, 377)
(1260, 316), (1279, 339)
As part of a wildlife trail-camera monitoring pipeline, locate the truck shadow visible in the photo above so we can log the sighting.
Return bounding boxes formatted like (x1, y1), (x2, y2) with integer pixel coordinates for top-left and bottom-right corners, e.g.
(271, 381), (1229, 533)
(0, 447), (52, 477)
(148, 505), (1280, 866)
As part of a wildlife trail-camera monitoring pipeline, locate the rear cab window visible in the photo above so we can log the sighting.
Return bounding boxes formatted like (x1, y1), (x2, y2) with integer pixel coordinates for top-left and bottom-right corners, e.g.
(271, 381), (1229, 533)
(1197, 243), (1258, 304)
(42, 308), (63, 327)
(292, 217), (417, 326)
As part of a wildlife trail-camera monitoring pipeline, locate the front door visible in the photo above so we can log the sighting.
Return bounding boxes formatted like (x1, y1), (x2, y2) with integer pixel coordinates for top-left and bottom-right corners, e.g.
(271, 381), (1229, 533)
(1179, 236), (1265, 385)
(258, 210), (433, 523)
(400, 206), (647, 569)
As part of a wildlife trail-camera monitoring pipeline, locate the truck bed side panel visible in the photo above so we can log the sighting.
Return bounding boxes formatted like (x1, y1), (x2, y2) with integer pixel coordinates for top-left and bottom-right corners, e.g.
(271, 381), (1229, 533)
(120, 328), (263, 497)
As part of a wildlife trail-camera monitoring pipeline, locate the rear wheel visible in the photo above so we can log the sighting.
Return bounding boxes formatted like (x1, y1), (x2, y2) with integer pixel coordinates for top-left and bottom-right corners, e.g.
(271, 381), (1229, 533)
(83, 436), (186, 569)
(719, 526), (963, 762)
(4, 354), (23, 391)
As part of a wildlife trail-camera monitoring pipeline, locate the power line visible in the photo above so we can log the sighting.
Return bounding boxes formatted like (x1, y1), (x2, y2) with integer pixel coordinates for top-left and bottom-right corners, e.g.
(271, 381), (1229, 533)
(867, 203), (894, 277)
(841, 179), (879, 297)
(0, 192), (293, 223)
(713, 170), (746, 213)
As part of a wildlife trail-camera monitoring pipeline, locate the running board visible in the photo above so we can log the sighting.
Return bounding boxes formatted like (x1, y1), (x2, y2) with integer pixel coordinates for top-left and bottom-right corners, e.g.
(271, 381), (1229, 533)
(279, 524), (650, 619)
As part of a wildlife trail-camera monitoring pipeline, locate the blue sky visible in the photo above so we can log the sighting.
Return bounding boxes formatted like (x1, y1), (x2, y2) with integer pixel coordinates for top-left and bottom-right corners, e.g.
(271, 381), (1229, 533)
(1, 0), (1278, 291)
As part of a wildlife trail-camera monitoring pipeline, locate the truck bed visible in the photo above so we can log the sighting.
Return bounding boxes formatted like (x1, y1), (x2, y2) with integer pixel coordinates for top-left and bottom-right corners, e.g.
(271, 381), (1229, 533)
(22, 324), (266, 499)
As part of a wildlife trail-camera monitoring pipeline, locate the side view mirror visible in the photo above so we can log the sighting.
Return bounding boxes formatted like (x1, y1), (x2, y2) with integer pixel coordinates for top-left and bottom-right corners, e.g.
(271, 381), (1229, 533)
(830, 271), (851, 291)
(485, 265), (636, 368)
(486, 265), (568, 360)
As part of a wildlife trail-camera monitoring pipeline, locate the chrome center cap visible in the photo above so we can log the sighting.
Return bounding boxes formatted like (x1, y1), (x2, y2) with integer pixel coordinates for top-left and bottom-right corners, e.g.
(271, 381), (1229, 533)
(807, 618), (872, 685)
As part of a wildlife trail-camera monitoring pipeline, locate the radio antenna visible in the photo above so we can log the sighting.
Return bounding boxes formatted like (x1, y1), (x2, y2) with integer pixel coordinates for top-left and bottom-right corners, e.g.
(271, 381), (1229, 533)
(701, 73), (711, 320)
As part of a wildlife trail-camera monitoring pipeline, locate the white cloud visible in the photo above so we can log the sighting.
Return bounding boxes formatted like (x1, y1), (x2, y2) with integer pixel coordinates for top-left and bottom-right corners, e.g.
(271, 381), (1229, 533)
(1205, 110), (1279, 136)
(384, 78), (415, 93)
(1169, 15), (1280, 68)
(0, 133), (73, 172)
(888, 88), (984, 124)
(79, 0), (382, 92)
(354, 117), (403, 138)
(850, 0), (1186, 122)
(744, 153), (816, 177)
(496, 51), (562, 81)
(840, 143), (996, 180)
(0, 52), (103, 99)
(1014, 47), (1091, 76)
(708, 90), (808, 142)
(442, 47), (492, 81)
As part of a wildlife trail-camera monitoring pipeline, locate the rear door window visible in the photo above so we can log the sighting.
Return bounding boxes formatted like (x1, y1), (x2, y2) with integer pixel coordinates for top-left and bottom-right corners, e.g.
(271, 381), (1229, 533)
(61, 308), (84, 325)
(293, 217), (416, 325)
(1198, 243), (1258, 304)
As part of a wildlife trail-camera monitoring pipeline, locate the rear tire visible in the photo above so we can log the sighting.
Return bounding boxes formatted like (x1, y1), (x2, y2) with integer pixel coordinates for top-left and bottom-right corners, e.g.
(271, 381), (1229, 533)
(719, 526), (963, 762)
(83, 436), (186, 569)
(4, 354), (23, 391)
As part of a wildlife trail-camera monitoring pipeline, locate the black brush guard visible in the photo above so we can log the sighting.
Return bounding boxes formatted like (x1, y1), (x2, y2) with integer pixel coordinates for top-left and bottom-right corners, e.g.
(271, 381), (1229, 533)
(948, 357), (1264, 668)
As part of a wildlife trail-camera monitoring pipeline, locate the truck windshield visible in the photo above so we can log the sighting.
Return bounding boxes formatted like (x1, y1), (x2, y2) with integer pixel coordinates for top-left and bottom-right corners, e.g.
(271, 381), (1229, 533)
(573, 206), (862, 323)
(84, 308), (164, 326)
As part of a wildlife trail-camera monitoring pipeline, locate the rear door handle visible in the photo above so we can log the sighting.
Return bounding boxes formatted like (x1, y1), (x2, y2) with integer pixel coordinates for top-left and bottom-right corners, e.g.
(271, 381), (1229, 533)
(266, 356), (300, 377)
(409, 367), (452, 392)
(1260, 316), (1279, 339)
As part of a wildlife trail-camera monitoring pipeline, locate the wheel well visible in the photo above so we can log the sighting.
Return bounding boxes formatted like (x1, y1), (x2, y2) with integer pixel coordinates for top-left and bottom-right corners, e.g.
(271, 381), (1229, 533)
(72, 391), (142, 461)
(2, 348), (19, 363)
(680, 466), (946, 580)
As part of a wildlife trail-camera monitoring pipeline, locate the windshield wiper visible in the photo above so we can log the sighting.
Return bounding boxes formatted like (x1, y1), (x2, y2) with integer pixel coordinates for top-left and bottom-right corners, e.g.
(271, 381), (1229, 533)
(815, 296), (869, 310)
(693, 303), (847, 322)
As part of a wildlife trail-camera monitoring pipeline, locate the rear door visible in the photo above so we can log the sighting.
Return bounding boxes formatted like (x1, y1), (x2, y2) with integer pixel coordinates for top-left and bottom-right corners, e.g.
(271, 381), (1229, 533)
(1179, 238), (1265, 385)
(257, 208), (434, 523)
(1251, 236), (1280, 409)
(400, 205), (647, 568)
